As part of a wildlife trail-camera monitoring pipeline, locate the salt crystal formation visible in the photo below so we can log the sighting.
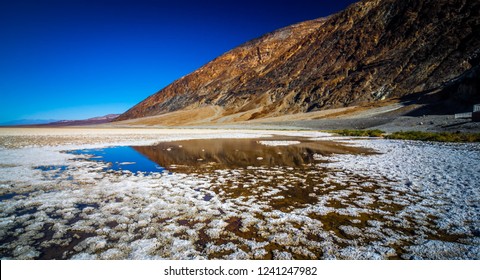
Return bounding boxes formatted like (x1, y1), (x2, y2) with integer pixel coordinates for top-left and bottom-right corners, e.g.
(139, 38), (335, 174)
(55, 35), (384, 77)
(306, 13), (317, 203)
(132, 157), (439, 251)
(0, 130), (478, 259)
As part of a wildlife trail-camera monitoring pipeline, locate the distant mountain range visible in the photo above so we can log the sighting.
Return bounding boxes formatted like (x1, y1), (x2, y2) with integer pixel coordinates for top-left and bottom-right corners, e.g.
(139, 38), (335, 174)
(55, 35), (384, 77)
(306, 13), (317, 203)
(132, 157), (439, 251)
(116, 0), (480, 124)
(0, 119), (59, 126)
(1, 114), (120, 127)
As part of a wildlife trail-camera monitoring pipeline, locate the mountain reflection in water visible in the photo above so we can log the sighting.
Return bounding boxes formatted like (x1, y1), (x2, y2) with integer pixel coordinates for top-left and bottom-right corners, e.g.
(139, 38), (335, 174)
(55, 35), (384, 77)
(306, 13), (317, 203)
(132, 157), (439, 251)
(132, 138), (371, 173)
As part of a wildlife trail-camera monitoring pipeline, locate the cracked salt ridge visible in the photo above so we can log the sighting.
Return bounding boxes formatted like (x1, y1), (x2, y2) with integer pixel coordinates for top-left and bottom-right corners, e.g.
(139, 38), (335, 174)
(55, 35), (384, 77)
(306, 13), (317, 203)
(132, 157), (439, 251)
(318, 139), (480, 259)
(1, 131), (336, 260)
(1, 164), (226, 259)
(12, 131), (475, 259)
(203, 165), (402, 259)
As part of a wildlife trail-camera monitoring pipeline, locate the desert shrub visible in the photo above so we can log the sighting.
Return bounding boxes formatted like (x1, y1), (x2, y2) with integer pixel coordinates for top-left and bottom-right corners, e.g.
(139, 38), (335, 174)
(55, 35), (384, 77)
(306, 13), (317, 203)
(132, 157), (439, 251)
(385, 131), (480, 142)
(330, 129), (385, 137)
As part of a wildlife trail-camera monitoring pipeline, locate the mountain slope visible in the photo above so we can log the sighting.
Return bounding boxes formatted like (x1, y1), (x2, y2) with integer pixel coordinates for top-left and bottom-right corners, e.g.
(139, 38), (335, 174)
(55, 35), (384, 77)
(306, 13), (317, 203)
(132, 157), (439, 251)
(116, 0), (480, 123)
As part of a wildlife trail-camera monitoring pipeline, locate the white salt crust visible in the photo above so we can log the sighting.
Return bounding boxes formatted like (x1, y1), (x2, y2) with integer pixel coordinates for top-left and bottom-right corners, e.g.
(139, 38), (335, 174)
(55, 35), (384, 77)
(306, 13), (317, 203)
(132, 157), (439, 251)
(0, 131), (479, 259)
(258, 141), (301, 146)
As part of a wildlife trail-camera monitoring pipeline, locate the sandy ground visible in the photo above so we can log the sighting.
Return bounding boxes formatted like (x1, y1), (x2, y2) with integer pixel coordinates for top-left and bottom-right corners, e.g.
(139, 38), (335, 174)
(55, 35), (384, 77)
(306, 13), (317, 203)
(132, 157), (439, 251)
(105, 101), (480, 133)
(0, 127), (479, 259)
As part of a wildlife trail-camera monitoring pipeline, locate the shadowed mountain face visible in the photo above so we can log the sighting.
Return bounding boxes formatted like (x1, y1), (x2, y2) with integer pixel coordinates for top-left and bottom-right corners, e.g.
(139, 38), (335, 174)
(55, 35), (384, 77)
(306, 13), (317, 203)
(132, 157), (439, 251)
(117, 0), (480, 122)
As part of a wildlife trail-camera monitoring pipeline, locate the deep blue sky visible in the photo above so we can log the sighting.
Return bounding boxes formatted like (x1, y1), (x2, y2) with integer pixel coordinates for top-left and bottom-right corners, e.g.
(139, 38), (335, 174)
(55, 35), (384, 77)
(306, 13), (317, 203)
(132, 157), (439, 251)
(0, 0), (358, 122)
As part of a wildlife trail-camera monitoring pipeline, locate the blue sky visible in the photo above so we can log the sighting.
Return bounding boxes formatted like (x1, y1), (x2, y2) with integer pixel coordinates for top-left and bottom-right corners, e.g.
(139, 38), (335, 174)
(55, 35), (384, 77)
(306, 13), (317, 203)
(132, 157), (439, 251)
(0, 0), (357, 122)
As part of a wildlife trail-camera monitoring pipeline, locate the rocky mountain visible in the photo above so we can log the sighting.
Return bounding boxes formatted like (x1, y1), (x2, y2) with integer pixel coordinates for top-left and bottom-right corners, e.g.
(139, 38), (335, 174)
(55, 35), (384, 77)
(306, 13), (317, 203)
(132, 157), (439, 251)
(116, 0), (480, 123)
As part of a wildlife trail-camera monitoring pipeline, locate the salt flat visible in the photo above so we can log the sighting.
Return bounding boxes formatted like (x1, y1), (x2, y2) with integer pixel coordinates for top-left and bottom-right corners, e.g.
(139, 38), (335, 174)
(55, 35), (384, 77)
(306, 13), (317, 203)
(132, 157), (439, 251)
(0, 128), (478, 259)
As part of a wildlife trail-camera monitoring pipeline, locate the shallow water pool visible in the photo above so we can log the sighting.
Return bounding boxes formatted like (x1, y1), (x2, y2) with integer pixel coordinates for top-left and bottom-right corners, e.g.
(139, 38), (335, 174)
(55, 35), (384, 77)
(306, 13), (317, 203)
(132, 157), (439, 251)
(70, 137), (371, 174)
(70, 146), (165, 173)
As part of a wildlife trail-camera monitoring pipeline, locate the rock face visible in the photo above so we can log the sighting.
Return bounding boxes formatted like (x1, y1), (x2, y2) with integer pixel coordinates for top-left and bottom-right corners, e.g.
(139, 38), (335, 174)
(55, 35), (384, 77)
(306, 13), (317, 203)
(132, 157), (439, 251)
(117, 0), (480, 122)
